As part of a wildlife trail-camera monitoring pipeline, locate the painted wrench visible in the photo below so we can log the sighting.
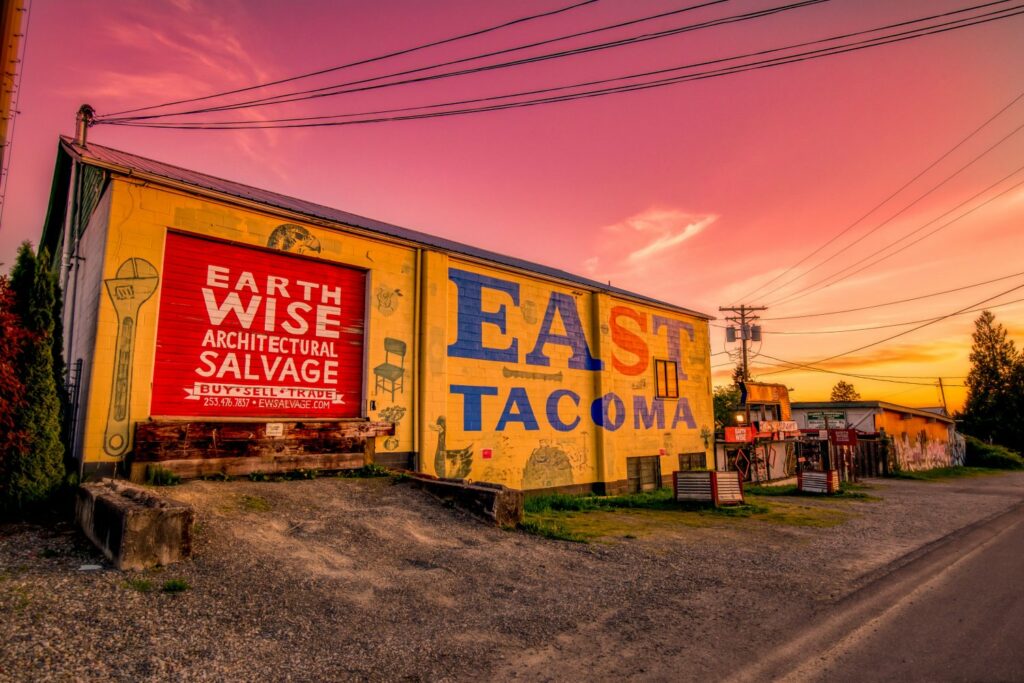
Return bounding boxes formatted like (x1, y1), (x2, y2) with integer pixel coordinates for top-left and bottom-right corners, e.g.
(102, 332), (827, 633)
(103, 258), (159, 457)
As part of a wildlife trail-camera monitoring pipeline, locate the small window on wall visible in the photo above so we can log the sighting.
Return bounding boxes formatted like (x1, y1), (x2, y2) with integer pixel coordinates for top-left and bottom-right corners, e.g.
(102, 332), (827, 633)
(654, 359), (679, 399)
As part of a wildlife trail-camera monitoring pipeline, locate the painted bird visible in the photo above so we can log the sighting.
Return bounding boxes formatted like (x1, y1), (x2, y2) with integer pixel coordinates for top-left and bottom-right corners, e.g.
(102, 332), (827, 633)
(430, 416), (473, 479)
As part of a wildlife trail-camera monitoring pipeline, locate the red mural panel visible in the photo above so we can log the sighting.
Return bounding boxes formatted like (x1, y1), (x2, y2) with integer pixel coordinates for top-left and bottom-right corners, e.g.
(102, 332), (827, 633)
(151, 232), (366, 418)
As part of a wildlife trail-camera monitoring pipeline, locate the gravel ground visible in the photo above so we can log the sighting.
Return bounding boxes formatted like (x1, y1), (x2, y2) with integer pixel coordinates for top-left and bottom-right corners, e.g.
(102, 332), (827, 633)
(2, 472), (1022, 682)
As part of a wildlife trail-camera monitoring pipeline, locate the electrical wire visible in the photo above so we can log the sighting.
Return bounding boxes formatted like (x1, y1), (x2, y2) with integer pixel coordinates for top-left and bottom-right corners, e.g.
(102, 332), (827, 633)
(762, 270), (1024, 320)
(97, 2), (1024, 131)
(752, 355), (966, 386)
(96, 0), (815, 123)
(97, 0), (742, 122)
(758, 279), (1024, 377)
(733, 88), (1024, 304)
(755, 119), (1024, 306)
(764, 296), (1024, 334)
(99, 0), (603, 118)
(768, 169), (1024, 307)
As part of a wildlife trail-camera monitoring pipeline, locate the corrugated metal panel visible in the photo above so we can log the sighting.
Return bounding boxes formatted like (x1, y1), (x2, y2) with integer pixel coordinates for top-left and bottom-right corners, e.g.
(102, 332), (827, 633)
(59, 137), (712, 320)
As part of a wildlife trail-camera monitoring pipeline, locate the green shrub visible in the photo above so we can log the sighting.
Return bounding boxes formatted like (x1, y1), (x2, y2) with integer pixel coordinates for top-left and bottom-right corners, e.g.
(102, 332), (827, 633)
(964, 435), (1024, 470)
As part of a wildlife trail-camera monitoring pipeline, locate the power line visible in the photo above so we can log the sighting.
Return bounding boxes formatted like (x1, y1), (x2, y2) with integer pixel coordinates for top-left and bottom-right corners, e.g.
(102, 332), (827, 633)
(733, 89), (1024, 304)
(761, 270), (1024, 320)
(97, 0), (742, 122)
(759, 119), (1024, 306)
(752, 354), (966, 386)
(765, 296), (1024, 334)
(99, 0), (603, 118)
(97, 2), (1024, 131)
(768, 168), (1024, 307)
(97, 0), (817, 124)
(758, 279), (1024, 377)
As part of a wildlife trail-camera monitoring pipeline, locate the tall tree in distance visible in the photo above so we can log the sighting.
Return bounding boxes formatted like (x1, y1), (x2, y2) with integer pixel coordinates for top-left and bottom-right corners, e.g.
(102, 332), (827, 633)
(961, 310), (1020, 449)
(830, 380), (861, 402)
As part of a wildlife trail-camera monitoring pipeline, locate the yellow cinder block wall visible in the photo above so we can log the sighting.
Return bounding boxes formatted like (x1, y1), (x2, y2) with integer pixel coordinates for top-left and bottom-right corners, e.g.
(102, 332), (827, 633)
(79, 177), (714, 490)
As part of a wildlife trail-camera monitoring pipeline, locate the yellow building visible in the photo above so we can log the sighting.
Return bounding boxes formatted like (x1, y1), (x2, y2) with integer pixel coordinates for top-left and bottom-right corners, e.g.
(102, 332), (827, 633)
(40, 137), (714, 493)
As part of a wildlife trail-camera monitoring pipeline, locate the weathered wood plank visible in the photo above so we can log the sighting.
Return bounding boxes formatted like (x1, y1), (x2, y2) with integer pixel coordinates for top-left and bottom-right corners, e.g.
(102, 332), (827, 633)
(129, 452), (366, 482)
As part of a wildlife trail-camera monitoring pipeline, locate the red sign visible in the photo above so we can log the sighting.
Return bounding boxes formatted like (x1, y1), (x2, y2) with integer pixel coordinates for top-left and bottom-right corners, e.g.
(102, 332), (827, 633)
(829, 429), (858, 446)
(725, 426), (753, 443)
(151, 232), (366, 418)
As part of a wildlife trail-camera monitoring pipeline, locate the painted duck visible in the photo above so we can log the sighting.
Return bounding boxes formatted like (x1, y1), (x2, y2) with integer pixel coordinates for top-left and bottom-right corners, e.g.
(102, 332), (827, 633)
(430, 416), (473, 479)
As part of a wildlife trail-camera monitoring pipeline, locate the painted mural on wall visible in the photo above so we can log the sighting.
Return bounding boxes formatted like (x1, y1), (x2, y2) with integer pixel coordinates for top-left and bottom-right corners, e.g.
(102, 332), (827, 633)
(103, 258), (159, 457)
(374, 285), (402, 316)
(893, 430), (954, 471)
(150, 232), (366, 418)
(521, 443), (574, 489)
(431, 416), (473, 478)
(444, 266), (700, 435)
(267, 223), (322, 255)
(373, 337), (407, 400)
(379, 405), (407, 451)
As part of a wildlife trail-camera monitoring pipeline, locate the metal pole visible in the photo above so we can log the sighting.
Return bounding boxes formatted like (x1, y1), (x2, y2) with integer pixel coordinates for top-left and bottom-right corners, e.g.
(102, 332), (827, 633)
(74, 104), (94, 146)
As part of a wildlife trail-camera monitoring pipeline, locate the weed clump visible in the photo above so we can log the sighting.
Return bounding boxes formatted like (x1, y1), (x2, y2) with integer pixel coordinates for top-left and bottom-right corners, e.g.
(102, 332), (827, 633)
(124, 578), (154, 593)
(146, 467), (181, 486)
(161, 579), (190, 593)
(238, 494), (271, 512)
(518, 519), (587, 543)
(338, 464), (391, 478)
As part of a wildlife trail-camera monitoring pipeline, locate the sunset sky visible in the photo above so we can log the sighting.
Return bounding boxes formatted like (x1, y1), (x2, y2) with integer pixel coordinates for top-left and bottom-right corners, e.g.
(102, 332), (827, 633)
(2, 0), (1022, 411)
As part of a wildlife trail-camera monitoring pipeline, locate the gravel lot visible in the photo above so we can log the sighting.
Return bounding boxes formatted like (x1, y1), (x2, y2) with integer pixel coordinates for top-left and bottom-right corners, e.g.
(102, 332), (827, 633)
(2, 472), (1023, 682)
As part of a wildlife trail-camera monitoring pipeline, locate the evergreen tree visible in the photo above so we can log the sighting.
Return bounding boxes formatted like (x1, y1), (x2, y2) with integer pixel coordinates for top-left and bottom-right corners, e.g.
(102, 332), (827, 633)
(830, 380), (861, 402)
(961, 310), (1020, 447)
(2, 244), (65, 513)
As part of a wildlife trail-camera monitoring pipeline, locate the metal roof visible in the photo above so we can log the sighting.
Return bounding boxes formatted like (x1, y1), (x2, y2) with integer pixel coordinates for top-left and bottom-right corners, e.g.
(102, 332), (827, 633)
(791, 401), (954, 423)
(58, 137), (713, 320)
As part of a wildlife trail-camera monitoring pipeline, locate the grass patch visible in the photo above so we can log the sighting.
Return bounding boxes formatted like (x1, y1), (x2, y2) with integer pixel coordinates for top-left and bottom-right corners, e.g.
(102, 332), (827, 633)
(520, 489), (800, 542)
(161, 579), (190, 593)
(124, 578), (154, 593)
(145, 466), (181, 486)
(749, 499), (849, 527)
(518, 518), (588, 543)
(888, 466), (1003, 481)
(338, 464), (392, 478)
(744, 483), (874, 500)
(238, 494), (271, 512)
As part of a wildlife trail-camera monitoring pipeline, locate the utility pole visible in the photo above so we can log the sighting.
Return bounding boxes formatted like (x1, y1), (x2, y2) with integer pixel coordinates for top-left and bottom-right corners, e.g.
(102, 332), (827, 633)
(938, 378), (948, 414)
(719, 305), (767, 383)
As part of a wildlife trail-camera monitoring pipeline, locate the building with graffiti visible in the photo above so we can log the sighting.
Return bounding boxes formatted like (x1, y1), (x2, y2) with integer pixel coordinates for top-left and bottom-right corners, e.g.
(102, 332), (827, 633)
(791, 401), (962, 471)
(40, 137), (714, 494)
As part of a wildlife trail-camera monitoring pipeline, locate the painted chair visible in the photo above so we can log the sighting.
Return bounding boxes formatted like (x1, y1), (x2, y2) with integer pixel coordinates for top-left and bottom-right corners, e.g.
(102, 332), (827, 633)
(374, 338), (406, 400)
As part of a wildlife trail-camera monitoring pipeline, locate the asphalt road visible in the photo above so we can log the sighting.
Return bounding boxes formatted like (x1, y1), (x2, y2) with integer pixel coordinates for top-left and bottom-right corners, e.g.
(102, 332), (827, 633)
(730, 497), (1024, 683)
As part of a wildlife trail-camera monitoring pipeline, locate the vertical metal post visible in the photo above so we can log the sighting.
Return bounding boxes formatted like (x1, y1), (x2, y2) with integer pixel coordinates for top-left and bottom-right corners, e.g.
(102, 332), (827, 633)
(74, 104), (94, 146)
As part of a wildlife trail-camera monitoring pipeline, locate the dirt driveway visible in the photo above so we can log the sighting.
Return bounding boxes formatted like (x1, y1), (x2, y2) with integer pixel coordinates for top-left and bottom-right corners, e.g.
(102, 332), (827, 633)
(2, 472), (1023, 682)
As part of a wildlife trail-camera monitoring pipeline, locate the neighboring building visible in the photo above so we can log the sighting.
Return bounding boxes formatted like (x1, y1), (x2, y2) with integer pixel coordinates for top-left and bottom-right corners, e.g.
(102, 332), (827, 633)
(715, 382), (800, 481)
(791, 401), (961, 471)
(39, 137), (714, 494)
